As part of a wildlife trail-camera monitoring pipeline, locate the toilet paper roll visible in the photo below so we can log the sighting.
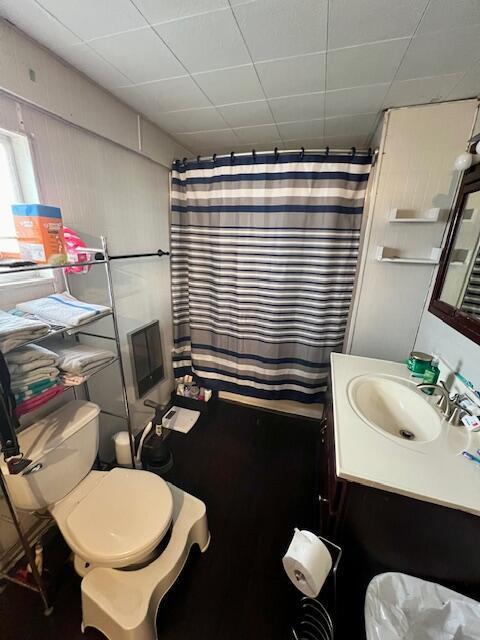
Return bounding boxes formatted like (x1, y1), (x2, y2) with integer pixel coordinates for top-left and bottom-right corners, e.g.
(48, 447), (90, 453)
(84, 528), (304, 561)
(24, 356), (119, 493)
(282, 529), (332, 597)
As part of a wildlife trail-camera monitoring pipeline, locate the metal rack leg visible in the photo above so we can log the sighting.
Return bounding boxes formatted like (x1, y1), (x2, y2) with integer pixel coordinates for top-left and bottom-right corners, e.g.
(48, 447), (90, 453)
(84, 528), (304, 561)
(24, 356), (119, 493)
(0, 468), (53, 616)
(101, 236), (136, 468)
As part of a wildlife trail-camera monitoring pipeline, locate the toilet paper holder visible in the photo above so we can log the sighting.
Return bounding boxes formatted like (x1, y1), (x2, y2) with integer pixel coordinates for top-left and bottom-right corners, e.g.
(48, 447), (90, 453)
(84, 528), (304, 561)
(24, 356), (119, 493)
(291, 535), (342, 640)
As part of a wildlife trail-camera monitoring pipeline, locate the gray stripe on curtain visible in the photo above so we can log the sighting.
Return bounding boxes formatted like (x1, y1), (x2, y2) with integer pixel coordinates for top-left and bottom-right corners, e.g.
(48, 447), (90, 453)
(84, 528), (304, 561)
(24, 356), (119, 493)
(170, 152), (371, 403)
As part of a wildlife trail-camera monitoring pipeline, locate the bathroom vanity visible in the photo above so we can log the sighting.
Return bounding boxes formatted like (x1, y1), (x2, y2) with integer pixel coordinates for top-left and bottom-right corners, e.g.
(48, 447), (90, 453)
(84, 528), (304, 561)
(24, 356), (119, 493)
(322, 353), (480, 638)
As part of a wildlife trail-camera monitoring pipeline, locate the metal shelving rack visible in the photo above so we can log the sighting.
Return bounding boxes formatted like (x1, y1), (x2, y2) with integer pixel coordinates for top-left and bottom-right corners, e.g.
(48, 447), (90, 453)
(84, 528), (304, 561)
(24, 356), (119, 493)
(0, 235), (169, 614)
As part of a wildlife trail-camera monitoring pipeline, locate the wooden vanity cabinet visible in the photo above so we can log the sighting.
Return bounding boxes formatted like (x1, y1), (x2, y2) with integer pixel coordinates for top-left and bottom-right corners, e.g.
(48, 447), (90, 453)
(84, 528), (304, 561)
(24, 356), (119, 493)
(320, 392), (480, 639)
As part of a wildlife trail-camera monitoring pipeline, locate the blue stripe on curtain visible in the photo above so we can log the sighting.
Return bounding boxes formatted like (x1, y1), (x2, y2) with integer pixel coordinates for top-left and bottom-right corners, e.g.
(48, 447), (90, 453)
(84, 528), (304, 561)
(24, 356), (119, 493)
(170, 152), (371, 403)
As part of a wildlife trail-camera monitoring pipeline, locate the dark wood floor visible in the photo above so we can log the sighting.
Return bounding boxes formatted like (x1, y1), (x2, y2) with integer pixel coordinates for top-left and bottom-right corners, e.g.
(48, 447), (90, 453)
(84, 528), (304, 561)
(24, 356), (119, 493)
(0, 399), (321, 640)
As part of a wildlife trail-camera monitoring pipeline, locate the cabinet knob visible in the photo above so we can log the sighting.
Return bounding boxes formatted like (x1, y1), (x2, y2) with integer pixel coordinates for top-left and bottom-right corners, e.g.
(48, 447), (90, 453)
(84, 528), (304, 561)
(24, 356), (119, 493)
(318, 495), (329, 504)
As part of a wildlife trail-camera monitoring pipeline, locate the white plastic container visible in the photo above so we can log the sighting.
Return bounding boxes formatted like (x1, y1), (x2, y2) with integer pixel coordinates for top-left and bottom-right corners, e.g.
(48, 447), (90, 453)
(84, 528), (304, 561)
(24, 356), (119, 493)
(113, 431), (133, 467)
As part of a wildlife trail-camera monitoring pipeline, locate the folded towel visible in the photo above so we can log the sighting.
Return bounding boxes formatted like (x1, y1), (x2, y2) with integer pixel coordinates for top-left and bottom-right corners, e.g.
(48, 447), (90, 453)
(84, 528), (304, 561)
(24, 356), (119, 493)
(10, 367), (59, 391)
(6, 344), (59, 375)
(9, 308), (66, 331)
(60, 373), (87, 386)
(16, 293), (111, 328)
(15, 378), (57, 402)
(15, 385), (64, 417)
(0, 309), (49, 354)
(11, 377), (58, 395)
(50, 342), (116, 376)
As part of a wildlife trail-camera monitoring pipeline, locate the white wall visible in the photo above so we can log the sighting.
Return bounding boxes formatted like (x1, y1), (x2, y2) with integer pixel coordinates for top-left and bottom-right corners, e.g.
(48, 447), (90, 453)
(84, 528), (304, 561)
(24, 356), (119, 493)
(0, 21), (185, 454)
(0, 20), (185, 570)
(0, 18), (190, 166)
(346, 100), (478, 361)
(414, 110), (480, 384)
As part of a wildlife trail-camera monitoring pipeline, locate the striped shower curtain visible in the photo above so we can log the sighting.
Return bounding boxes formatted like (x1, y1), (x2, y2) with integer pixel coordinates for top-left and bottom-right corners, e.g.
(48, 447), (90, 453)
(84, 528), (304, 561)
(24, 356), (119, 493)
(170, 152), (371, 403)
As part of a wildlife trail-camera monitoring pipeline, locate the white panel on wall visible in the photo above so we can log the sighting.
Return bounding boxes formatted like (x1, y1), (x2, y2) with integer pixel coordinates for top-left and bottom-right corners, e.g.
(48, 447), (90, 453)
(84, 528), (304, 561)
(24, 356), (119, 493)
(414, 107), (480, 385)
(346, 99), (478, 362)
(0, 97), (174, 460)
(0, 20), (190, 167)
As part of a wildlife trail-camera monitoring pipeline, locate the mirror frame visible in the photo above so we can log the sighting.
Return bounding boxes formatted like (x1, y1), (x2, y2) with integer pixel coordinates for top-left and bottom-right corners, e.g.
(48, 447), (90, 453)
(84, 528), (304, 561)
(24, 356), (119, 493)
(429, 156), (480, 345)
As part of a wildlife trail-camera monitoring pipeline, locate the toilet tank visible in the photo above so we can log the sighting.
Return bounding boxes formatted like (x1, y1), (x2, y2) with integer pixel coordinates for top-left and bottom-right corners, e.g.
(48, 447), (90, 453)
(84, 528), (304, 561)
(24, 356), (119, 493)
(3, 400), (100, 511)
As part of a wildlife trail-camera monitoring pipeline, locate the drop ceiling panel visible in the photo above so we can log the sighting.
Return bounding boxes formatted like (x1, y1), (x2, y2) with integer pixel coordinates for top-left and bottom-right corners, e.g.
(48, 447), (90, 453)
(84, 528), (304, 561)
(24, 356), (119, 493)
(154, 9), (250, 73)
(193, 65), (264, 105)
(61, 44), (132, 89)
(218, 101), (274, 127)
(37, 0), (146, 41)
(176, 128), (240, 151)
(130, 0), (229, 25)
(0, 0), (81, 47)
(156, 107), (228, 133)
(326, 39), (409, 90)
(1, 0), (480, 156)
(256, 53), (326, 98)
(418, 0), (480, 34)
(384, 73), (465, 108)
(114, 76), (211, 113)
(232, 0), (328, 61)
(277, 119), (325, 140)
(325, 84), (389, 117)
(233, 124), (281, 143)
(324, 112), (378, 136)
(328, 0), (428, 49)
(88, 27), (185, 84)
(447, 64), (480, 101)
(396, 25), (480, 80)
(269, 93), (325, 122)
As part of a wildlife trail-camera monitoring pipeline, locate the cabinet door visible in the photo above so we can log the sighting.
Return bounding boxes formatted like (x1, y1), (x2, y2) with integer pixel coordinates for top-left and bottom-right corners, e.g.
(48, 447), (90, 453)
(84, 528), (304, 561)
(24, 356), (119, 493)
(319, 400), (347, 537)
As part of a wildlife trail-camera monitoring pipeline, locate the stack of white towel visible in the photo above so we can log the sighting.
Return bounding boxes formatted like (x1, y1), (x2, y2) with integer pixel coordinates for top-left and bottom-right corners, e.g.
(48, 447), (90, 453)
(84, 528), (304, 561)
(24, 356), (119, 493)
(50, 341), (117, 385)
(6, 344), (63, 416)
(0, 309), (49, 353)
(16, 292), (111, 328)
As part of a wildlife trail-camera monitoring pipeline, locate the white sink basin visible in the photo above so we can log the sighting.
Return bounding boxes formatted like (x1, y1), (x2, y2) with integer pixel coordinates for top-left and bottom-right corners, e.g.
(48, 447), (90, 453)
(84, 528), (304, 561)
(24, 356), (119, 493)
(348, 374), (442, 443)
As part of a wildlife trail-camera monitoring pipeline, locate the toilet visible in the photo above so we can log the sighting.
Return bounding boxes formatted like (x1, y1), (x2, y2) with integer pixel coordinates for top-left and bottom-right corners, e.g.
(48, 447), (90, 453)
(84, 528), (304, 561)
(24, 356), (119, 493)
(2, 400), (210, 640)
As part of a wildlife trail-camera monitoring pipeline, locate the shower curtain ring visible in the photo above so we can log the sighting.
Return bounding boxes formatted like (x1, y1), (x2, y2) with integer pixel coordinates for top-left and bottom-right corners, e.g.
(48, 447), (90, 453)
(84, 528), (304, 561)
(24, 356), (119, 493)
(197, 155), (201, 163)
(212, 153), (217, 164)
(300, 147), (305, 159)
(351, 147), (356, 156)
(252, 149), (256, 161)
(230, 151), (235, 164)
(274, 147), (279, 161)
(325, 146), (329, 156)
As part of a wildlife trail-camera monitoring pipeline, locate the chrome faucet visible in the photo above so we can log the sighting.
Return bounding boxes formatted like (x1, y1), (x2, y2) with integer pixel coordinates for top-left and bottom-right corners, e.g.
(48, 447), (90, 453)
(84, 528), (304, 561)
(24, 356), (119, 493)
(416, 382), (472, 426)
(416, 382), (451, 417)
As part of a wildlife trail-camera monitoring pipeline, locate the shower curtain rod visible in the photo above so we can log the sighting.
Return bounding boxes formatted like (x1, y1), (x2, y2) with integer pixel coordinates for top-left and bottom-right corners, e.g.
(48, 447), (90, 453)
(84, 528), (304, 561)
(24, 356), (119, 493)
(176, 147), (378, 165)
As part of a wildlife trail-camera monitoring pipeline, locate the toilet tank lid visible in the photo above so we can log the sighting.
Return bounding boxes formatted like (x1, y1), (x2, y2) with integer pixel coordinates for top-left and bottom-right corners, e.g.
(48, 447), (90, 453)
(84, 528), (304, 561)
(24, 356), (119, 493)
(15, 400), (100, 463)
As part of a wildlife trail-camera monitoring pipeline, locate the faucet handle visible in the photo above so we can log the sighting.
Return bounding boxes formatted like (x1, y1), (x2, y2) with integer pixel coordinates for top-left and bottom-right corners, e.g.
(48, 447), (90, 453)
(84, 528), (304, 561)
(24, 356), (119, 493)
(448, 401), (471, 427)
(436, 393), (450, 414)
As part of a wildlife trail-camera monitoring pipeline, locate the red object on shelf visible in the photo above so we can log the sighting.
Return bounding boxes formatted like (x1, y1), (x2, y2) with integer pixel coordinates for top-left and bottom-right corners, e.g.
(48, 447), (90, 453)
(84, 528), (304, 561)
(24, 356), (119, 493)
(63, 227), (91, 274)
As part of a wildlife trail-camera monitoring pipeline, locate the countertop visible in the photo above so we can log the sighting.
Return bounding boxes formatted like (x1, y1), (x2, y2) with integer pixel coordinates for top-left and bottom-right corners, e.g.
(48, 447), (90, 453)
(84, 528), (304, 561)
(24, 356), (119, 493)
(331, 352), (480, 516)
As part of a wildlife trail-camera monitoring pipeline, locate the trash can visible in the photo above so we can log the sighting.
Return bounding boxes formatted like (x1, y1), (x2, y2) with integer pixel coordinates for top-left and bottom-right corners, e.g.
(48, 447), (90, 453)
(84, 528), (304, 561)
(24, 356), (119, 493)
(365, 572), (480, 640)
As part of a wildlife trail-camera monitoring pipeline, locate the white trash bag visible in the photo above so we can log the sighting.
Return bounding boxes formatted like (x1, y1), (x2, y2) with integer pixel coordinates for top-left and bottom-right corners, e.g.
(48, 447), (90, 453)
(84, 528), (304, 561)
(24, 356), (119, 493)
(365, 572), (480, 640)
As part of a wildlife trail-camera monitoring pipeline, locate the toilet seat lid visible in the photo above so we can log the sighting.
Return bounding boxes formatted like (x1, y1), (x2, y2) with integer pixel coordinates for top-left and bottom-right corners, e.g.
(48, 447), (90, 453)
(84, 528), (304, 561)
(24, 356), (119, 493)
(66, 467), (173, 564)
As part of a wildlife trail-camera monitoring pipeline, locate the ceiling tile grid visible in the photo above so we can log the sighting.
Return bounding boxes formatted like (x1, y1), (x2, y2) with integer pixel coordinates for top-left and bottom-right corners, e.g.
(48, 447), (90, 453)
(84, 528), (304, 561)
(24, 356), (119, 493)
(0, 0), (479, 154)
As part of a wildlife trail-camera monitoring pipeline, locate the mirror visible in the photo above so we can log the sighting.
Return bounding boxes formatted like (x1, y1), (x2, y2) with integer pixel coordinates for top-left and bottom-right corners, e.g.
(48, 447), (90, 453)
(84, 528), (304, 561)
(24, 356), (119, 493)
(430, 157), (480, 343)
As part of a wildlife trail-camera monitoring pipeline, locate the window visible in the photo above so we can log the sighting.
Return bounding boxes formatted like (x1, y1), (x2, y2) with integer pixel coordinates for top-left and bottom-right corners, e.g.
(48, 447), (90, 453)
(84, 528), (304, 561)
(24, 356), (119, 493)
(0, 130), (38, 258)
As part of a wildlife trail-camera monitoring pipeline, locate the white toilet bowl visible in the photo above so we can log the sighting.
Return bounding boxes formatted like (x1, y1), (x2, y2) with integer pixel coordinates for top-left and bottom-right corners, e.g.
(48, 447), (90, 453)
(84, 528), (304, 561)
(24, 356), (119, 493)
(2, 401), (175, 574)
(50, 467), (173, 575)
(3, 400), (210, 638)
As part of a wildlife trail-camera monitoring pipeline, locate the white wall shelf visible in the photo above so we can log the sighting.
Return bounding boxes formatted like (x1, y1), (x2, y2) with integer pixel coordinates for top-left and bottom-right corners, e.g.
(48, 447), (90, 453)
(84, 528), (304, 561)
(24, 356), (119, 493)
(449, 248), (471, 266)
(376, 246), (442, 265)
(388, 207), (441, 223)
